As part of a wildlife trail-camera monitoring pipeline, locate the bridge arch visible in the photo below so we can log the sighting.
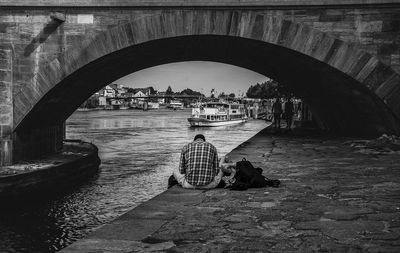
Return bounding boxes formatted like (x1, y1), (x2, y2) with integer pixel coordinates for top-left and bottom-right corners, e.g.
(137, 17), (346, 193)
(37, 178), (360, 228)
(15, 11), (400, 136)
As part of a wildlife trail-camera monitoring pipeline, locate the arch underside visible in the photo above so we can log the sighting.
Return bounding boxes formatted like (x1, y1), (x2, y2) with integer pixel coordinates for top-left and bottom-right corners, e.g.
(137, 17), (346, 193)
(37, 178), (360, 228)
(18, 35), (400, 136)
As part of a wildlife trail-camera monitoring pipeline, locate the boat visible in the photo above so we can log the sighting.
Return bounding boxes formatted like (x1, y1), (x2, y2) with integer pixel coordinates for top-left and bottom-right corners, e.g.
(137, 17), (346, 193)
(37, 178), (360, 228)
(136, 101), (160, 110)
(188, 102), (248, 127)
(148, 102), (160, 109)
(168, 100), (184, 110)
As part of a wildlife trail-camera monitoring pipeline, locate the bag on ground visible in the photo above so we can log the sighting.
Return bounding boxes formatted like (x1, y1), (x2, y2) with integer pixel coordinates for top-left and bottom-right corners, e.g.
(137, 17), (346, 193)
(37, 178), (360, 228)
(233, 158), (281, 189)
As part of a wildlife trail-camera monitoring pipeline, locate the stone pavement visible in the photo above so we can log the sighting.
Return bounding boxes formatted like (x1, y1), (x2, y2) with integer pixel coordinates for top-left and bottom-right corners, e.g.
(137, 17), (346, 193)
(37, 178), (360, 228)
(62, 129), (400, 252)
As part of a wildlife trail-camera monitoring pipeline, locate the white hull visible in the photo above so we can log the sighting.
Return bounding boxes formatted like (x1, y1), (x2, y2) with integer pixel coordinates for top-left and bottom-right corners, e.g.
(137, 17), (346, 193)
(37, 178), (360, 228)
(188, 118), (247, 127)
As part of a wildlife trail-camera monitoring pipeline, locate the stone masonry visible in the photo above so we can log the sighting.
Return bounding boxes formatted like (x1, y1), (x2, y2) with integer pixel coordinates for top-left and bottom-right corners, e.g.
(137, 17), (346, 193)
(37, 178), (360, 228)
(0, 1), (400, 165)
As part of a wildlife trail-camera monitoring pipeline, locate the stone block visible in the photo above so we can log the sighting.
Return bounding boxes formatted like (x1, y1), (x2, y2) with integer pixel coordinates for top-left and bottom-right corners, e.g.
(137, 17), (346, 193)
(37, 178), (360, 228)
(363, 62), (394, 91)
(348, 53), (372, 78)
(0, 88), (11, 104)
(0, 115), (10, 125)
(0, 124), (12, 138)
(227, 11), (238, 36)
(356, 57), (379, 83)
(263, 16), (283, 44)
(0, 59), (10, 70)
(0, 70), (11, 82)
(0, 139), (12, 166)
(290, 25), (312, 53)
(251, 14), (265, 40)
(109, 27), (124, 50)
(0, 49), (11, 59)
(282, 22), (301, 48)
(18, 65), (33, 73)
(121, 22), (135, 45)
(303, 30), (324, 56)
(35, 71), (52, 92)
(238, 11), (252, 38)
(311, 34), (335, 61)
(323, 39), (343, 64)
(375, 73), (400, 98)
(13, 95), (30, 124)
(384, 87), (400, 116)
(212, 10), (229, 35)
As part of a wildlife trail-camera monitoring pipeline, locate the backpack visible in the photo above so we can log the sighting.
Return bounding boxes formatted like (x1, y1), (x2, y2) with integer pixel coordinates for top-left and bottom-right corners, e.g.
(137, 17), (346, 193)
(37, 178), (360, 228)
(235, 158), (267, 188)
(233, 158), (281, 189)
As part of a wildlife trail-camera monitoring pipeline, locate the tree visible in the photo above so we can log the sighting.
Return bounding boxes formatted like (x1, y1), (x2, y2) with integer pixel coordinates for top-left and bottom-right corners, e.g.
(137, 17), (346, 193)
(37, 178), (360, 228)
(180, 88), (202, 96)
(165, 86), (174, 103)
(218, 92), (227, 99)
(229, 93), (235, 98)
(148, 86), (157, 95)
(166, 85), (173, 95)
(246, 80), (289, 99)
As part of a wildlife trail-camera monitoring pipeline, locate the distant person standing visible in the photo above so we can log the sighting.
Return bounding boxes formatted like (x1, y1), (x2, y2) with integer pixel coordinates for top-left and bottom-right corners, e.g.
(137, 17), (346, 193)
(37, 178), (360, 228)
(272, 98), (282, 128)
(296, 101), (302, 120)
(284, 98), (294, 129)
(173, 134), (222, 189)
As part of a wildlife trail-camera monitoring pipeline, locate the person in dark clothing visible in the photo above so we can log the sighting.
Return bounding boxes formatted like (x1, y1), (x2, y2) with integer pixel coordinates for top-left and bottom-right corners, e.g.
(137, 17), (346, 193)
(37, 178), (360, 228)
(272, 98), (282, 128)
(284, 98), (294, 129)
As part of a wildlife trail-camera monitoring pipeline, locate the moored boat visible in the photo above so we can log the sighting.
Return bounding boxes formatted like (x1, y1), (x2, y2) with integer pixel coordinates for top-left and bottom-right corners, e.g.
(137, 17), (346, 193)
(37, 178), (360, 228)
(168, 100), (184, 110)
(188, 102), (247, 127)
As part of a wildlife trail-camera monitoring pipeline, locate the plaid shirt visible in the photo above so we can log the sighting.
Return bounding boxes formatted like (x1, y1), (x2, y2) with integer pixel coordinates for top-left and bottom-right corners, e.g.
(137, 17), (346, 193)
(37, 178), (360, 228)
(179, 139), (219, 186)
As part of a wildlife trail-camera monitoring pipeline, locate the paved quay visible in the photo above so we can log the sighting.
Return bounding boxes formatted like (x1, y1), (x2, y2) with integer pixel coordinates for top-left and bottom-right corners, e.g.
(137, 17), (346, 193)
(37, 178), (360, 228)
(62, 128), (400, 252)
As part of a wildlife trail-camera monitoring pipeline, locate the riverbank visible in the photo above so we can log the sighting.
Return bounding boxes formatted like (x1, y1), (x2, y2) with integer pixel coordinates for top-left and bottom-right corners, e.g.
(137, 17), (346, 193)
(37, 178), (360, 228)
(61, 128), (400, 252)
(0, 140), (100, 201)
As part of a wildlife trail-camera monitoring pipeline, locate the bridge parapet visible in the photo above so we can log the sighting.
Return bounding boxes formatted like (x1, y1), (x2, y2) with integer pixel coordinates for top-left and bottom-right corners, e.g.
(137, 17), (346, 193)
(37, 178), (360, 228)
(0, 0), (399, 7)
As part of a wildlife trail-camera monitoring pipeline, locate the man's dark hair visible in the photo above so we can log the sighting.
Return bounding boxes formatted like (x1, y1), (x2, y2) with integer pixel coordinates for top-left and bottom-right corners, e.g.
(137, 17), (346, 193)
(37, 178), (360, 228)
(194, 134), (205, 141)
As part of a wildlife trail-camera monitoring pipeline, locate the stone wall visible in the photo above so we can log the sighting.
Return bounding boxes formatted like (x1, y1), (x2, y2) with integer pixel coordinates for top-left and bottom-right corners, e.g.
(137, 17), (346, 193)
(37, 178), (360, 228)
(0, 4), (400, 164)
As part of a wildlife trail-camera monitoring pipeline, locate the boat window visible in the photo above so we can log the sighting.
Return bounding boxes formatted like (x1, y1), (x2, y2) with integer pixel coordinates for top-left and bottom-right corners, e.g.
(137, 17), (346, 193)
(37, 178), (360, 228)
(207, 115), (210, 120)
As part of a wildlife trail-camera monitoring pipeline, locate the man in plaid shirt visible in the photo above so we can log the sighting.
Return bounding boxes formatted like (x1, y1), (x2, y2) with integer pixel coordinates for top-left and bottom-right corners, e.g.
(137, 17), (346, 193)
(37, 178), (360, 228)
(173, 134), (222, 189)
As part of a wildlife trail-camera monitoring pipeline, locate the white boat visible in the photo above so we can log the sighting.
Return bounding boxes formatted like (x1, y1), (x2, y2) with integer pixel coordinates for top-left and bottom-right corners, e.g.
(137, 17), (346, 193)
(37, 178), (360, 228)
(148, 102), (160, 109)
(168, 100), (184, 110)
(188, 102), (247, 127)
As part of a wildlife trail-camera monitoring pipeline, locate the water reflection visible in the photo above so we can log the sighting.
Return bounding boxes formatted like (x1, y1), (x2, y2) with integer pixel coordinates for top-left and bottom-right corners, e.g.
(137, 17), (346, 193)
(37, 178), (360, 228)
(0, 109), (267, 252)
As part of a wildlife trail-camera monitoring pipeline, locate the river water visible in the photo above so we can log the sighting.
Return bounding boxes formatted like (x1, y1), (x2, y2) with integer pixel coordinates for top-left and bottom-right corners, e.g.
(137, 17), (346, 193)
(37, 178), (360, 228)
(0, 109), (266, 252)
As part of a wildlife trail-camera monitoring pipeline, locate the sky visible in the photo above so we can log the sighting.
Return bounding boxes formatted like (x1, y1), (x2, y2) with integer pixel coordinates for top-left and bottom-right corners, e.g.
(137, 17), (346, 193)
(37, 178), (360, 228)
(115, 61), (268, 97)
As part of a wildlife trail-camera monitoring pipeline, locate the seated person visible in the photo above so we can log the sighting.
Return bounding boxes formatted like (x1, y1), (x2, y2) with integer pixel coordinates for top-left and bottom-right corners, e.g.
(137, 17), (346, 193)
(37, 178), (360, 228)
(173, 134), (222, 189)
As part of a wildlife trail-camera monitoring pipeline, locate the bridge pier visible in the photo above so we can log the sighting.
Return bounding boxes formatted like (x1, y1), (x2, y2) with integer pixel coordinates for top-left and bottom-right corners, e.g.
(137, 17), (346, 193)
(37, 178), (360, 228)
(0, 47), (65, 166)
(0, 47), (13, 166)
(13, 124), (65, 163)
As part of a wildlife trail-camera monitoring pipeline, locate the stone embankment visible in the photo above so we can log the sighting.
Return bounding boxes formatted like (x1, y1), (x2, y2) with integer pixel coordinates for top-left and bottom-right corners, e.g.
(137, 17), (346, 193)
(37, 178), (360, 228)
(0, 140), (100, 200)
(62, 129), (400, 252)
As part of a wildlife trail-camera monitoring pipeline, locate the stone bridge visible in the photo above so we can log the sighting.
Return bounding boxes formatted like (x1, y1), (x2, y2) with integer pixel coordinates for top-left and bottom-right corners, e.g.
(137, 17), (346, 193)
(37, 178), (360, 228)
(0, 0), (400, 165)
